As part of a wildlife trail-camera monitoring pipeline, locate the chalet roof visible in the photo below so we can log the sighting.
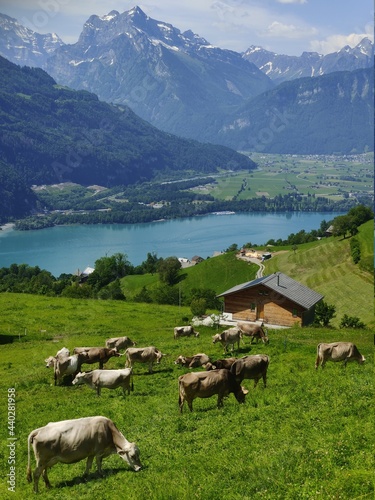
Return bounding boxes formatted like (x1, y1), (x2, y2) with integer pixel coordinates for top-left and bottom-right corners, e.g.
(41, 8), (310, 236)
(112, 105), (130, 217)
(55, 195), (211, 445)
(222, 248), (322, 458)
(217, 272), (324, 310)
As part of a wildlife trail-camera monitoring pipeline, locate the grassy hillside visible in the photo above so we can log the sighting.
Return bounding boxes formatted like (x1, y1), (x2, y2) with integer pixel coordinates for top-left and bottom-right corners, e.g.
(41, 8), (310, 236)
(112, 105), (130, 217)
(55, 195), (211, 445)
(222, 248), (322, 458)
(122, 221), (373, 327)
(0, 293), (373, 499)
(264, 220), (373, 327)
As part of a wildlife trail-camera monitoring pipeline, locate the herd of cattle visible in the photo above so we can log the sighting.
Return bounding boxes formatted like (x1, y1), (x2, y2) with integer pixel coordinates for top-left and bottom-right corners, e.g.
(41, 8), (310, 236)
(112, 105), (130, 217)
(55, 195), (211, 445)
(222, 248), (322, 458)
(27, 323), (366, 492)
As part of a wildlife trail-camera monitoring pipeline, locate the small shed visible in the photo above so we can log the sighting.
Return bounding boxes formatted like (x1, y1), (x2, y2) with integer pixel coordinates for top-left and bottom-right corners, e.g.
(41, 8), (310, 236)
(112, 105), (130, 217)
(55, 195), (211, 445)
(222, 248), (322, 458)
(217, 272), (323, 327)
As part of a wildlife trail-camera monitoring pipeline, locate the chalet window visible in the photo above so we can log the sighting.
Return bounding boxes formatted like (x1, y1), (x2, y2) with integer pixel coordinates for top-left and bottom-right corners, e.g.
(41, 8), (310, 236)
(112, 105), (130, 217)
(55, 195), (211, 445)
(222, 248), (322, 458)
(292, 308), (298, 317)
(250, 303), (256, 312)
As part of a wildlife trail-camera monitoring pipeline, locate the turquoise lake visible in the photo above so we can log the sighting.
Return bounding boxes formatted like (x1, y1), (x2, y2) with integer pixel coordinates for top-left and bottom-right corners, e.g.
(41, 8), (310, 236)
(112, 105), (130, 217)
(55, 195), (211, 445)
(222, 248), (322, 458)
(0, 212), (342, 276)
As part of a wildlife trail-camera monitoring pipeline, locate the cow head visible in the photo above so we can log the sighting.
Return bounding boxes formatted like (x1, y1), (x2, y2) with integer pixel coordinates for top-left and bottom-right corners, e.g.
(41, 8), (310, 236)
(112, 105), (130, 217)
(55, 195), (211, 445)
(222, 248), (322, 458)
(359, 355), (366, 364)
(155, 350), (166, 363)
(109, 348), (121, 358)
(174, 356), (185, 365)
(117, 442), (142, 471)
(234, 386), (249, 403)
(45, 356), (56, 368)
(72, 372), (85, 385)
(212, 334), (221, 344)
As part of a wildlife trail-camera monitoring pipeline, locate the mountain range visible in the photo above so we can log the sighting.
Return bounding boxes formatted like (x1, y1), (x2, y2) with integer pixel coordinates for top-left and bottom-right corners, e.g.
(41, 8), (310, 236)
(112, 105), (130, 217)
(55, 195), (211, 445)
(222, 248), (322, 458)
(0, 6), (373, 156)
(243, 38), (374, 84)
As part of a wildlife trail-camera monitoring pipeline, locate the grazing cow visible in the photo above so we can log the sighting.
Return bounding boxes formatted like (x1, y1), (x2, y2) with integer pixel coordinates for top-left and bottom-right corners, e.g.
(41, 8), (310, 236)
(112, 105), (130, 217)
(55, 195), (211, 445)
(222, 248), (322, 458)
(178, 369), (248, 412)
(205, 357), (237, 371)
(237, 322), (269, 344)
(315, 342), (366, 369)
(105, 336), (137, 351)
(26, 416), (142, 493)
(212, 327), (243, 353)
(174, 326), (200, 339)
(45, 349), (87, 386)
(174, 353), (210, 368)
(230, 355), (270, 388)
(72, 368), (134, 396)
(77, 347), (120, 370)
(125, 346), (166, 373)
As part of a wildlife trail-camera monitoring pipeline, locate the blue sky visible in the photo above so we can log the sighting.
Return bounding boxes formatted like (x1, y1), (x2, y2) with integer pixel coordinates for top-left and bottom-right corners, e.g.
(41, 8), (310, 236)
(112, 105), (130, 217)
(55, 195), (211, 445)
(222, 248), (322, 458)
(0, 0), (373, 55)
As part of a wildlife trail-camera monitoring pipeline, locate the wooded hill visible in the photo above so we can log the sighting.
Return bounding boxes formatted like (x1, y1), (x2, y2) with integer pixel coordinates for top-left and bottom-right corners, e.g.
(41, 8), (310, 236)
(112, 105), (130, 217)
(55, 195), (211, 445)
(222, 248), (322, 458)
(0, 56), (254, 218)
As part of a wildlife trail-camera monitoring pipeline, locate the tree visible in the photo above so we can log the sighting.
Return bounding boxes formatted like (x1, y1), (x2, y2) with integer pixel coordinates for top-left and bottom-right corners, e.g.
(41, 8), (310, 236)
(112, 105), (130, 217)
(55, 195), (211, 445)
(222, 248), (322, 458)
(88, 253), (130, 289)
(157, 257), (181, 286)
(332, 215), (351, 239)
(141, 252), (160, 275)
(314, 300), (336, 326)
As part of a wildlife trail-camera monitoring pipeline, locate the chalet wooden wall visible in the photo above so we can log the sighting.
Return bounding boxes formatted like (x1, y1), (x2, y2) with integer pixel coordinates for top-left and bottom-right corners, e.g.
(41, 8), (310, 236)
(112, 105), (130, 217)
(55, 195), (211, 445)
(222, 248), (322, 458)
(223, 284), (306, 327)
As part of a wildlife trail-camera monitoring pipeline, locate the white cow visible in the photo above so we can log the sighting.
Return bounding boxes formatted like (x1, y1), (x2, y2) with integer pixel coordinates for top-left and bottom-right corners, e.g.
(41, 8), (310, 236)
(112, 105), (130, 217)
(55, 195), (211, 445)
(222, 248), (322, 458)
(72, 368), (133, 396)
(45, 348), (87, 386)
(212, 327), (243, 353)
(27, 416), (142, 492)
(125, 346), (166, 373)
(174, 326), (200, 339)
(315, 342), (365, 369)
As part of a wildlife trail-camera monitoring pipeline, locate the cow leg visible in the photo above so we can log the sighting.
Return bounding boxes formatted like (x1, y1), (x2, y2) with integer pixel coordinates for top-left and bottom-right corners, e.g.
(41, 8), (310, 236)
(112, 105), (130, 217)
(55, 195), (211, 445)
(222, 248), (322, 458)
(33, 464), (44, 493)
(84, 456), (95, 477)
(253, 377), (259, 388)
(96, 456), (104, 475)
(96, 386), (101, 396)
(41, 467), (51, 490)
(262, 373), (267, 388)
(148, 362), (153, 373)
(217, 394), (224, 408)
(99, 361), (104, 369)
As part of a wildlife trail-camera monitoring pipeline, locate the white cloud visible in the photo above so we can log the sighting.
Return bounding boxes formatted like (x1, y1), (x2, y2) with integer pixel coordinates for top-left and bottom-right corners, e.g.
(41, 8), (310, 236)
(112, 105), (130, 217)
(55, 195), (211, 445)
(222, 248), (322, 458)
(263, 20), (317, 39)
(310, 29), (374, 54)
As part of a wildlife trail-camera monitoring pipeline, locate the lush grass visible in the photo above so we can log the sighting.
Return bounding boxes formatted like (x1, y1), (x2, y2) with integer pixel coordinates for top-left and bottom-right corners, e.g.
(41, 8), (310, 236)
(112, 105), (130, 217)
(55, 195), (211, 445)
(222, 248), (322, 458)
(264, 221), (373, 327)
(0, 293), (373, 499)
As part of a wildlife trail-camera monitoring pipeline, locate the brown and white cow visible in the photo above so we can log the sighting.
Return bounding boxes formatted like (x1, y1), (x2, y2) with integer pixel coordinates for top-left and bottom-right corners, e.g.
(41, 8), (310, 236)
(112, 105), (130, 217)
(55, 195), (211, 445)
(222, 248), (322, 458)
(230, 354), (270, 388)
(26, 416), (142, 493)
(212, 327), (243, 353)
(174, 353), (210, 368)
(205, 357), (237, 371)
(76, 347), (121, 370)
(105, 336), (137, 351)
(237, 322), (269, 344)
(174, 326), (200, 339)
(45, 348), (88, 386)
(315, 342), (365, 369)
(125, 346), (166, 373)
(72, 368), (134, 396)
(178, 369), (248, 412)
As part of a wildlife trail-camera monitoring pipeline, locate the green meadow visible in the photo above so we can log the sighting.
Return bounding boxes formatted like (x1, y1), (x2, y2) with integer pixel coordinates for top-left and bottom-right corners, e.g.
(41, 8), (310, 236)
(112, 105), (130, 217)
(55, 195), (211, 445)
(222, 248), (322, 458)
(196, 153), (374, 201)
(0, 294), (373, 500)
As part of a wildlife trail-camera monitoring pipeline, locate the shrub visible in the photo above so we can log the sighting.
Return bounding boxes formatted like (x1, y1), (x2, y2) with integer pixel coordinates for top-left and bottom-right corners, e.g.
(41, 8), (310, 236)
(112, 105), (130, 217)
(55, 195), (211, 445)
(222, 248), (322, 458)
(339, 314), (366, 329)
(190, 298), (207, 317)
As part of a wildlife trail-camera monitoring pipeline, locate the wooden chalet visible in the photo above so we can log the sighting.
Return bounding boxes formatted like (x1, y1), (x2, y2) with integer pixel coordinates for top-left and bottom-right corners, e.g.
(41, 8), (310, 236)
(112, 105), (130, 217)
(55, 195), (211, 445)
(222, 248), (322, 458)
(217, 272), (324, 327)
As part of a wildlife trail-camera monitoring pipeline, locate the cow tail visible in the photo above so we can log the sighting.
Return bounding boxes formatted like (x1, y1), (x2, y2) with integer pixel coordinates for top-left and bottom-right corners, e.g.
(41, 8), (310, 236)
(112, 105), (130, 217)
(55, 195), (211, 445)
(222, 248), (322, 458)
(315, 344), (321, 369)
(26, 431), (36, 483)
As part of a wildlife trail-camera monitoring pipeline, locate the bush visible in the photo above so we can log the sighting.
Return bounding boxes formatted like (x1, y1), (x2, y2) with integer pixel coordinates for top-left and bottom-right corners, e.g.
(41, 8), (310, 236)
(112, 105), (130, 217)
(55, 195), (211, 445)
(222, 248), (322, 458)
(339, 314), (366, 329)
(190, 298), (207, 317)
(350, 237), (361, 264)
